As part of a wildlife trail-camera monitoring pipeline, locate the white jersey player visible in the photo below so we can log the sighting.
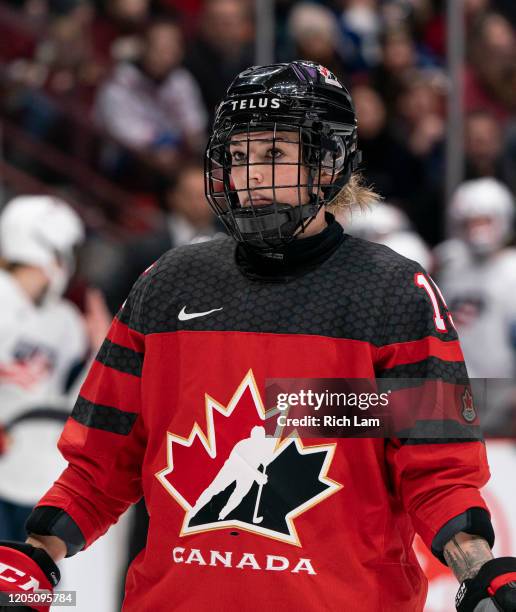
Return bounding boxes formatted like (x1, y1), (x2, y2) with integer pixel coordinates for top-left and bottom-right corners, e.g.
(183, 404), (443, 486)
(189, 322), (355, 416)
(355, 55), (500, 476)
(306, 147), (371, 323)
(434, 178), (516, 380)
(0, 197), (88, 523)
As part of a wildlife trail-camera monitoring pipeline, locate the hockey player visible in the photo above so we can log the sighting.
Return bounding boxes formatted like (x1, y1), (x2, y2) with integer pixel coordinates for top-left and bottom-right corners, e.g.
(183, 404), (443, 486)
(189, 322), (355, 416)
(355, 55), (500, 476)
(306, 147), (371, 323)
(434, 178), (516, 436)
(435, 178), (516, 379)
(0, 196), (88, 542)
(1, 62), (516, 612)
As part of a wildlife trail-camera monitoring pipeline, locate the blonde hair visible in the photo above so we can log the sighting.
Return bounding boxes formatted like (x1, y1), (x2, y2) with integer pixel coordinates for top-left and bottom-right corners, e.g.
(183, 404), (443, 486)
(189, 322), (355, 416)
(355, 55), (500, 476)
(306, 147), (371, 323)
(326, 172), (382, 214)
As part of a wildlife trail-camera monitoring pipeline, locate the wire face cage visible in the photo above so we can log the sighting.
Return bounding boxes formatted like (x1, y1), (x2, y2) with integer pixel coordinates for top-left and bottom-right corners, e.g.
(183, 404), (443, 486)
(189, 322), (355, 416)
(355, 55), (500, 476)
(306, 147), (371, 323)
(205, 120), (354, 249)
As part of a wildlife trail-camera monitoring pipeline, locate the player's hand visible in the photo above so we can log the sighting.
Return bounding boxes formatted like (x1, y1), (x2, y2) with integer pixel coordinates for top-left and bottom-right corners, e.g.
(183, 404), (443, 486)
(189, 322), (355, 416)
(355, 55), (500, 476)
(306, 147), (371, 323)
(0, 541), (60, 612)
(456, 557), (516, 611)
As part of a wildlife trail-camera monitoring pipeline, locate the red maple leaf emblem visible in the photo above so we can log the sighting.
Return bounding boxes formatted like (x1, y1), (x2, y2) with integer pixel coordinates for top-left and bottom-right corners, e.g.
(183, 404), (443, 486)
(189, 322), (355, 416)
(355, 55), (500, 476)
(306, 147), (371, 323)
(463, 388), (474, 411)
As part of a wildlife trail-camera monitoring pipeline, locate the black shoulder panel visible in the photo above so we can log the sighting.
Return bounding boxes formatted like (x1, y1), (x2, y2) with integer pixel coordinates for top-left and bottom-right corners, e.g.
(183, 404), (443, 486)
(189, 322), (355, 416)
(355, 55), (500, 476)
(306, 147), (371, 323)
(135, 234), (454, 346)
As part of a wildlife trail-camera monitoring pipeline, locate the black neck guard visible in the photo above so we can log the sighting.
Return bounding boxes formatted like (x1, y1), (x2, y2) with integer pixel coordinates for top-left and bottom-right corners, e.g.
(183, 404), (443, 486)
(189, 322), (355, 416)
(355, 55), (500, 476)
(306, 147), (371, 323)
(235, 213), (345, 282)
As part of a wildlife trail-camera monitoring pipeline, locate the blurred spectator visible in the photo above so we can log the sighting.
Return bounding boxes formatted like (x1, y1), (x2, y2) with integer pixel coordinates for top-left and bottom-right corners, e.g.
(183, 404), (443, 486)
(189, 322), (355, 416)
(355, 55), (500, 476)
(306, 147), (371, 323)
(464, 110), (515, 189)
(0, 1), (40, 62)
(338, 0), (382, 70)
(157, 0), (203, 33)
(423, 0), (492, 61)
(381, 0), (436, 47)
(421, 0), (447, 60)
(8, 0), (105, 101)
(392, 73), (447, 243)
(285, 3), (349, 82)
(466, 0), (491, 17)
(92, 0), (152, 65)
(353, 74), (446, 245)
(352, 84), (424, 206)
(395, 74), (445, 161)
(40, 1), (102, 101)
(184, 0), (254, 120)
(5, 0), (104, 153)
(94, 163), (221, 314)
(95, 18), (207, 173)
(371, 28), (419, 114)
(3, 0), (108, 181)
(465, 11), (516, 122)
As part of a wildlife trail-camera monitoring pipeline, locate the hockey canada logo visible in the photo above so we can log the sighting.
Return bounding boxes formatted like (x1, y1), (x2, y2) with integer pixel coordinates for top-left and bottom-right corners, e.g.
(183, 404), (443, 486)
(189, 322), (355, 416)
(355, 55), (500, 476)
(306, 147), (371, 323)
(155, 370), (342, 546)
(316, 64), (343, 89)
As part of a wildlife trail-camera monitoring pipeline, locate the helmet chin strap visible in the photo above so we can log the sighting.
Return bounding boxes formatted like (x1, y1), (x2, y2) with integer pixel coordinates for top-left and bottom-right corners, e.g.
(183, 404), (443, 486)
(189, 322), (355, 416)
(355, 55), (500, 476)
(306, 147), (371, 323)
(232, 201), (320, 249)
(231, 164), (331, 249)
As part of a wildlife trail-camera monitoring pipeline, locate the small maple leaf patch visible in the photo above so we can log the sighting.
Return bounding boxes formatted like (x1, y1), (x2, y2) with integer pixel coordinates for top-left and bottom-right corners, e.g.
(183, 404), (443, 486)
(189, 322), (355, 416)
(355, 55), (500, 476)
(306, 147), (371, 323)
(461, 387), (476, 423)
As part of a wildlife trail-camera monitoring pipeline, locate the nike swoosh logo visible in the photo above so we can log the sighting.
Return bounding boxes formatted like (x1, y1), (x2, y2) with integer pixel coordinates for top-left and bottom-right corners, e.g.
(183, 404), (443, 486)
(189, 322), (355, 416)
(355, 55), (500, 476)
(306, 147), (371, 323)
(178, 306), (223, 321)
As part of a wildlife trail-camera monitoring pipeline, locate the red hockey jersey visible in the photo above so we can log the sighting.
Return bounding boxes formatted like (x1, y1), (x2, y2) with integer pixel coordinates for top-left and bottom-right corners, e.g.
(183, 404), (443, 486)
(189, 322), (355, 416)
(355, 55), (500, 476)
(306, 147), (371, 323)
(37, 233), (490, 611)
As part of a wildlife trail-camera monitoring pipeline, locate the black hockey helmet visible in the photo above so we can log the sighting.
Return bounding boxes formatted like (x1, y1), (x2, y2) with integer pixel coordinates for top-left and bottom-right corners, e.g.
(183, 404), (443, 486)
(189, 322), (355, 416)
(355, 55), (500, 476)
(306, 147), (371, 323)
(205, 60), (361, 249)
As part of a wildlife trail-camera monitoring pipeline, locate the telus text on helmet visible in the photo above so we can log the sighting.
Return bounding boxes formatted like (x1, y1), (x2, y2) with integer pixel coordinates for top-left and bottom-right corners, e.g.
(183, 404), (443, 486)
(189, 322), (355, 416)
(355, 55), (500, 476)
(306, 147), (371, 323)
(230, 98), (281, 111)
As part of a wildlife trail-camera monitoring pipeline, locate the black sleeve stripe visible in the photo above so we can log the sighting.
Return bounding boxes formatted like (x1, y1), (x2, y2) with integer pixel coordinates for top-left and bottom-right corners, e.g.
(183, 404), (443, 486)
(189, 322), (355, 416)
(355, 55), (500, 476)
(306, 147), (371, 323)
(377, 356), (468, 384)
(395, 419), (482, 445)
(399, 437), (482, 445)
(72, 396), (138, 435)
(96, 339), (143, 377)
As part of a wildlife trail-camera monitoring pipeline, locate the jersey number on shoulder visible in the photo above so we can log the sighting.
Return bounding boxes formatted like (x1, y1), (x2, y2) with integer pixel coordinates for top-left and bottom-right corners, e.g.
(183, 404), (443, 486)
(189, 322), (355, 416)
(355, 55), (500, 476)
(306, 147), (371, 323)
(414, 273), (455, 333)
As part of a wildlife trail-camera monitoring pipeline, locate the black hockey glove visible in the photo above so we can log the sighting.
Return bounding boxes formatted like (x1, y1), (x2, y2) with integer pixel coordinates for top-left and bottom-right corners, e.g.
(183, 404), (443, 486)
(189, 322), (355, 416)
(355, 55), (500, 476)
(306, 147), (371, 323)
(456, 557), (516, 611)
(0, 541), (60, 612)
